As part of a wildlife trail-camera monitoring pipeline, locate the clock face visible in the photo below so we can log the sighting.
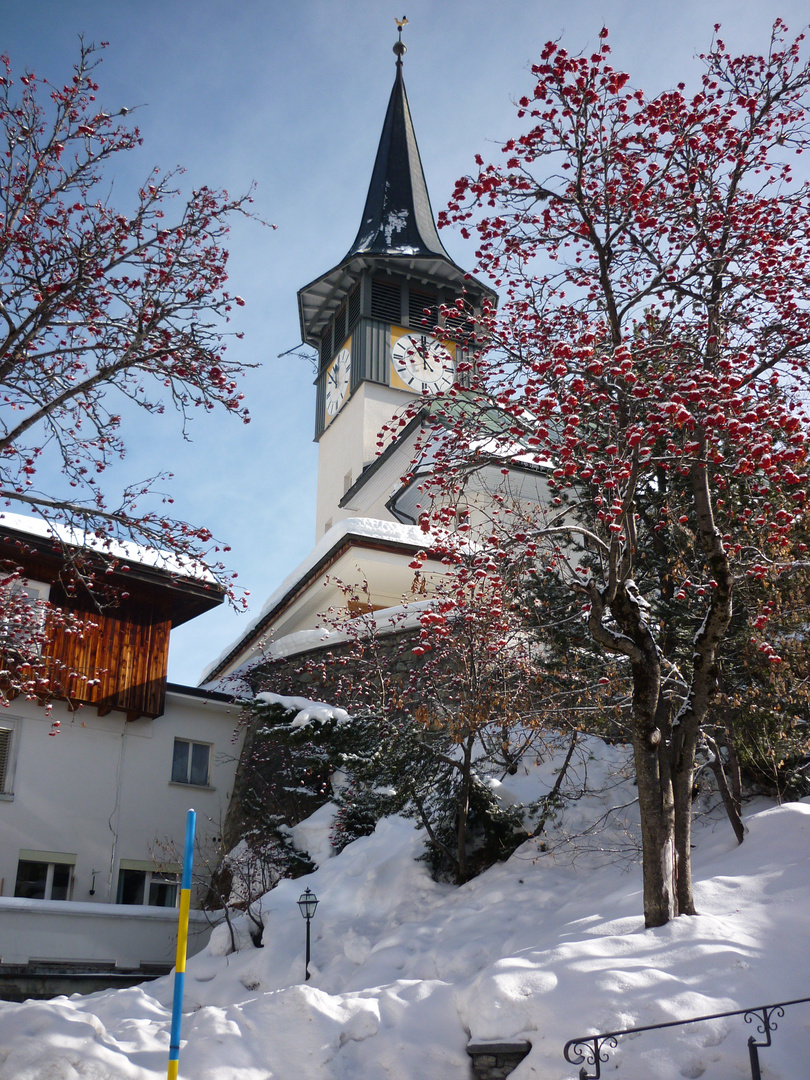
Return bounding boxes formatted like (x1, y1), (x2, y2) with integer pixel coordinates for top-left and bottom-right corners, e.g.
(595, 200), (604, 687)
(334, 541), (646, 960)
(391, 333), (455, 392)
(325, 348), (351, 417)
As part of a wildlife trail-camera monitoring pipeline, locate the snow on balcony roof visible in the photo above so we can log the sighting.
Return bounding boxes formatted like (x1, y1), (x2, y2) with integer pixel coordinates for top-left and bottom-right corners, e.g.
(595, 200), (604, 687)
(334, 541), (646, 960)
(0, 510), (217, 585)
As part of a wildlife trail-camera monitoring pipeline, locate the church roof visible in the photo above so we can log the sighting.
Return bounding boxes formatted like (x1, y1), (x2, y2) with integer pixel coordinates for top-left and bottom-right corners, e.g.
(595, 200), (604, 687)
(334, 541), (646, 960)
(344, 60), (451, 262)
(199, 517), (437, 684)
(297, 50), (493, 344)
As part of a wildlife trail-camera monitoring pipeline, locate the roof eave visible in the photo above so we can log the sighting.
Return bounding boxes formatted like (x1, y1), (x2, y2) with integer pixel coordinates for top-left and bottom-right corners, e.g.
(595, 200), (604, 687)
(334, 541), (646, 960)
(298, 252), (496, 345)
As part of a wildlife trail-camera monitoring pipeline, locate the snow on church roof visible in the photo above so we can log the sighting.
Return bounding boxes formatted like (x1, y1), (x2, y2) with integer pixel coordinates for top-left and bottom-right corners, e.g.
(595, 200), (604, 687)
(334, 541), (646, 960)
(199, 517), (429, 685)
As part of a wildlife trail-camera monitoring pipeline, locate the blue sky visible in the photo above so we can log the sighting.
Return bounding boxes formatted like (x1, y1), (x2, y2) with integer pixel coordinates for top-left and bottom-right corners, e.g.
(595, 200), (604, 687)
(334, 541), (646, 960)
(3, 0), (808, 683)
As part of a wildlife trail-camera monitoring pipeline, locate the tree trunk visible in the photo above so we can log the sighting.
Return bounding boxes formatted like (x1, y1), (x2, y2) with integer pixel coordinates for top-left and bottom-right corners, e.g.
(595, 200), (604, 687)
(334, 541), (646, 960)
(529, 729), (577, 839)
(456, 737), (474, 883)
(670, 453), (735, 913)
(591, 580), (681, 927)
(705, 733), (745, 846)
(672, 723), (699, 916)
(626, 645), (679, 927)
(633, 736), (677, 926)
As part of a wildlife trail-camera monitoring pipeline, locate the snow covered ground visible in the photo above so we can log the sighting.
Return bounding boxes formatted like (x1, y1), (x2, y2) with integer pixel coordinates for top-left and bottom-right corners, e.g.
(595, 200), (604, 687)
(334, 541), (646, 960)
(0, 737), (807, 1080)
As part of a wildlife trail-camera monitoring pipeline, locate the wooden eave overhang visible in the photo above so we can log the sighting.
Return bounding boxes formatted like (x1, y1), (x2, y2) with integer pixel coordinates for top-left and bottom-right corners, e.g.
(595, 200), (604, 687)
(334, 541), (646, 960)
(0, 523), (225, 628)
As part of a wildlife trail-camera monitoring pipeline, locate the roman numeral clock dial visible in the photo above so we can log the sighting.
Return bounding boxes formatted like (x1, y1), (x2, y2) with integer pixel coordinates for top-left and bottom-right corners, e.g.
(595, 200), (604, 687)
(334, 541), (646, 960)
(391, 332), (455, 393)
(324, 347), (351, 419)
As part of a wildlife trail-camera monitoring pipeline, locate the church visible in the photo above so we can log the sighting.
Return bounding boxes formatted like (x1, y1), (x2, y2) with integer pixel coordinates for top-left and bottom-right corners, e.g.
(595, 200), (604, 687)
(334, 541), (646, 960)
(202, 29), (510, 687)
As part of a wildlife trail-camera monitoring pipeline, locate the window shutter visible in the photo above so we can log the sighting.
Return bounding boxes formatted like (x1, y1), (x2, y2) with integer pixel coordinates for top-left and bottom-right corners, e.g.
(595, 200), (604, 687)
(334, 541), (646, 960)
(0, 729), (10, 793)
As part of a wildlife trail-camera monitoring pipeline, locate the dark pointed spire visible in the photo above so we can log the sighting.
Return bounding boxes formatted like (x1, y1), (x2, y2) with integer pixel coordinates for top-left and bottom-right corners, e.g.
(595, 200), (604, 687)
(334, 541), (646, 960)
(297, 22), (495, 345)
(343, 28), (451, 261)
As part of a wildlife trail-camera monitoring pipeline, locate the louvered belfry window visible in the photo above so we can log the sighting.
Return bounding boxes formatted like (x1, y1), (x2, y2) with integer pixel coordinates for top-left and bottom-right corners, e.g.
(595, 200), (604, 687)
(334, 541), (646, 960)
(370, 278), (401, 323)
(334, 303), (348, 349)
(319, 328), (333, 372)
(445, 299), (477, 348)
(347, 281), (361, 332)
(409, 288), (438, 330)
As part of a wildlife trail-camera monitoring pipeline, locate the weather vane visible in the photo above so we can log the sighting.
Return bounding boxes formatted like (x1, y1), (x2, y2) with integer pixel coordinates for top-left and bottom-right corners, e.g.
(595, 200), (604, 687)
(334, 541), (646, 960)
(394, 16), (408, 65)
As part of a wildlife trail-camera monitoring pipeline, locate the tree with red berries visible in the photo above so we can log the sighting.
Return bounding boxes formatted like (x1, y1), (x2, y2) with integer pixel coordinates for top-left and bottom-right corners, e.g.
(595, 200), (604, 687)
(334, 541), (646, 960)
(0, 41), (257, 688)
(433, 22), (810, 925)
(240, 559), (552, 884)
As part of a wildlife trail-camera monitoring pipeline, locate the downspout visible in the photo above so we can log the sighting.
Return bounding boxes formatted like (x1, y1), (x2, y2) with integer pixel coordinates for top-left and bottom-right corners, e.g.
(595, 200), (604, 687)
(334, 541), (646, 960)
(106, 717), (128, 902)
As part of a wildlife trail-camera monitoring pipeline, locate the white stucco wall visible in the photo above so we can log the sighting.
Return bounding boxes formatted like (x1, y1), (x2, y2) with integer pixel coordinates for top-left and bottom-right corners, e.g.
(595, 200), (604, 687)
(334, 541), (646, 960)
(0, 897), (216, 967)
(316, 381), (413, 537)
(0, 689), (243, 914)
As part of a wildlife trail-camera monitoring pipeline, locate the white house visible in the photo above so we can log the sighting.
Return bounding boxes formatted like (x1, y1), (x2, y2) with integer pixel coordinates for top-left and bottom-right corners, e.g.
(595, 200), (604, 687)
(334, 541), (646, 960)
(0, 512), (244, 997)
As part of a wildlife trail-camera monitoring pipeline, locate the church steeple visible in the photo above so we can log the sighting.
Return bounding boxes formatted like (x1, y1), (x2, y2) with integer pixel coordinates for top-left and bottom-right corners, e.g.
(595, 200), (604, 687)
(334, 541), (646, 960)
(297, 24), (490, 350)
(344, 42), (451, 262)
(299, 23), (496, 539)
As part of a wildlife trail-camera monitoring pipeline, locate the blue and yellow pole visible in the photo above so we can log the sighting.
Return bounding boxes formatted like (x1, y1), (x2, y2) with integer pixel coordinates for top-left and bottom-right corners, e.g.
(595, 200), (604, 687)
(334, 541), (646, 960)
(167, 808), (196, 1080)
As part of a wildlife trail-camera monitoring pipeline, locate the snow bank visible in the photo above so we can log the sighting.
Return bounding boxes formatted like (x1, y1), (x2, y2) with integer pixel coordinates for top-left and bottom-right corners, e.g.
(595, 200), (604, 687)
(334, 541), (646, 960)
(0, 742), (806, 1079)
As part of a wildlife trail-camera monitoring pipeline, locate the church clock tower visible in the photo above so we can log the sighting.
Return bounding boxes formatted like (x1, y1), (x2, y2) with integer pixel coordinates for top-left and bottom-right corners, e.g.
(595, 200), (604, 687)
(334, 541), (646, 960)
(297, 27), (496, 537)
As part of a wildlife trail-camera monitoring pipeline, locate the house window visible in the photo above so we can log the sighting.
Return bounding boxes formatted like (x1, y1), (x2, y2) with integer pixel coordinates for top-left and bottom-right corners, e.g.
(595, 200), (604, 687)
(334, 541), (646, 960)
(14, 851), (75, 900)
(116, 862), (179, 907)
(0, 729), (9, 793)
(171, 738), (211, 787)
(0, 577), (50, 654)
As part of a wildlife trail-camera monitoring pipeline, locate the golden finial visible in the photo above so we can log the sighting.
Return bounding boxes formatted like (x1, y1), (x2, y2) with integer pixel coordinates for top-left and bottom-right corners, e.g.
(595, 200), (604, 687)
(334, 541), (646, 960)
(394, 16), (408, 65)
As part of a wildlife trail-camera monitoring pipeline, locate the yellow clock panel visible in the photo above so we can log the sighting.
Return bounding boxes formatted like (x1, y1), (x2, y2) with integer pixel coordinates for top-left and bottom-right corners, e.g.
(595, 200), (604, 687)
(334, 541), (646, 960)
(390, 327), (456, 393)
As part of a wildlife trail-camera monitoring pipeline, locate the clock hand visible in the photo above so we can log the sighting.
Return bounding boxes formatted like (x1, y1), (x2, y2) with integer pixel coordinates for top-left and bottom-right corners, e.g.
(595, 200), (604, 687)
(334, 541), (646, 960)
(416, 337), (436, 372)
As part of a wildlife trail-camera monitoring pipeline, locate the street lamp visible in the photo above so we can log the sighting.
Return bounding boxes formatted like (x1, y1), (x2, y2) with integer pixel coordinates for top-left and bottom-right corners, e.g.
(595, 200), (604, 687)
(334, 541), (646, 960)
(297, 887), (319, 981)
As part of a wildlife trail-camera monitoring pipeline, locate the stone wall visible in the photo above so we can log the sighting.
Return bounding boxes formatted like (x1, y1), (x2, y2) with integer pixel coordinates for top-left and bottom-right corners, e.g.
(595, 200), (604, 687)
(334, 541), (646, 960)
(467, 1040), (532, 1080)
(223, 627), (423, 850)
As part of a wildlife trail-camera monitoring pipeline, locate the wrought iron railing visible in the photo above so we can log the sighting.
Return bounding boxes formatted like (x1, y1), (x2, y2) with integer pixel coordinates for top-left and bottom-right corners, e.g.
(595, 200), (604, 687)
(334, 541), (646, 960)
(563, 995), (810, 1080)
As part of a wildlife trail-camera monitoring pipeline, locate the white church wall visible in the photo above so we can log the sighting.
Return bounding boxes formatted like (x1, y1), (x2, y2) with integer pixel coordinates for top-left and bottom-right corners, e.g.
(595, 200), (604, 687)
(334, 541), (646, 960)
(316, 381), (416, 536)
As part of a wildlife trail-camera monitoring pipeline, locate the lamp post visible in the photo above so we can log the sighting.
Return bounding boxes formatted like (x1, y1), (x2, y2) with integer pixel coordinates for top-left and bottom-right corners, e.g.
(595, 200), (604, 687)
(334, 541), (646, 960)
(297, 887), (319, 981)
